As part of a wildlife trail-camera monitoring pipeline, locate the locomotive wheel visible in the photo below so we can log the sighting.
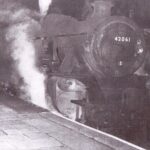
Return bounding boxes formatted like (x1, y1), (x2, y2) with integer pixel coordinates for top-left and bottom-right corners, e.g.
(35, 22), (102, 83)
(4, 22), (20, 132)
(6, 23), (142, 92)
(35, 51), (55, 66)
(84, 16), (146, 77)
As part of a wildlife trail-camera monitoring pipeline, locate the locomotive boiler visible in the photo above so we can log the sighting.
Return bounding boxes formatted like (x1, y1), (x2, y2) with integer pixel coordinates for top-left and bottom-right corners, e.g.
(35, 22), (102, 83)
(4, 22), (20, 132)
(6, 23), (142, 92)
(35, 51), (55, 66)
(40, 0), (150, 145)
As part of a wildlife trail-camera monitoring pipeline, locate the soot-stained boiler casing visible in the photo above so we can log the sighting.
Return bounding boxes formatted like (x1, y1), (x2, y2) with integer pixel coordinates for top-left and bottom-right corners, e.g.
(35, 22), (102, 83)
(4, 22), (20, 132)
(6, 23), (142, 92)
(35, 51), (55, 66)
(41, 0), (150, 144)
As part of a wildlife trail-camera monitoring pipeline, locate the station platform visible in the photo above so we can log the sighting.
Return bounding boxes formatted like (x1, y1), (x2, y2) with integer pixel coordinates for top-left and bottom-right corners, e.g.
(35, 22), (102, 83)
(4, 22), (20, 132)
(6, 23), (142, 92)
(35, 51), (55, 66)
(0, 94), (145, 150)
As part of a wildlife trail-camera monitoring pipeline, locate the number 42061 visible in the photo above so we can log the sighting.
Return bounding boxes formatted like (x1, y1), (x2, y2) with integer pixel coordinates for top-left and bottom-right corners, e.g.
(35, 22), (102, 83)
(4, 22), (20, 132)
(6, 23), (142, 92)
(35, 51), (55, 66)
(114, 36), (131, 42)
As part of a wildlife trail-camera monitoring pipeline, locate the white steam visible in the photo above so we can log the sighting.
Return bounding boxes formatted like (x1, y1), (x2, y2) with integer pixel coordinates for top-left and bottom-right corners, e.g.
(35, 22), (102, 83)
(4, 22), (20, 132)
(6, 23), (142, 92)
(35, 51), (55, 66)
(38, 0), (52, 16)
(7, 22), (48, 108)
(1, 1), (54, 109)
(3, 1), (49, 109)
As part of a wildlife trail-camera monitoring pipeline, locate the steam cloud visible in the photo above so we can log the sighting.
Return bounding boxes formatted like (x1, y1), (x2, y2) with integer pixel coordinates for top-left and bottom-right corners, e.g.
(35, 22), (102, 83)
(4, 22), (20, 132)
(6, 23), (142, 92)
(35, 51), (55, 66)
(38, 0), (52, 16)
(2, 1), (52, 109)
(7, 22), (47, 108)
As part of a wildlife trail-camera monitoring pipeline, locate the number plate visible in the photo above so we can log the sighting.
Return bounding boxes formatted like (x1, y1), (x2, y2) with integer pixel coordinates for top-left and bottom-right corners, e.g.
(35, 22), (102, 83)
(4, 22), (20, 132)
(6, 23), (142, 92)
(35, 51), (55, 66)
(115, 36), (131, 42)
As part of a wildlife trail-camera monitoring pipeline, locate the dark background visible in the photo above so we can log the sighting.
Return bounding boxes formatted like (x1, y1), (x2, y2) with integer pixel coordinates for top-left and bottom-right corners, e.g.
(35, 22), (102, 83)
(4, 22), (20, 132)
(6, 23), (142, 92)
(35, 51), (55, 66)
(18, 0), (150, 27)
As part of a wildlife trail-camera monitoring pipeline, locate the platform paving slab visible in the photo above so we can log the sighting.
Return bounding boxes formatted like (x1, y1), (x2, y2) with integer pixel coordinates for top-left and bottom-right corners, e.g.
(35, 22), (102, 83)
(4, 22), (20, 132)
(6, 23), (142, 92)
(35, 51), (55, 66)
(0, 94), (146, 150)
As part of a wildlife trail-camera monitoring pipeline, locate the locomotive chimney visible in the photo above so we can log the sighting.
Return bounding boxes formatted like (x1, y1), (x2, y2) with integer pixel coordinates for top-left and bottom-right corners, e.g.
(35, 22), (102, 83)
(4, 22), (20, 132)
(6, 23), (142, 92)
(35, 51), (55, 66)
(86, 0), (113, 20)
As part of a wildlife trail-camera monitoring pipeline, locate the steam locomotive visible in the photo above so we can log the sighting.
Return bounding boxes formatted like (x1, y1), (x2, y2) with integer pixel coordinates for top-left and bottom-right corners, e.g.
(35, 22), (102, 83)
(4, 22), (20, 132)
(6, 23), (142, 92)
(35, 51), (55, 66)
(39, 0), (150, 144)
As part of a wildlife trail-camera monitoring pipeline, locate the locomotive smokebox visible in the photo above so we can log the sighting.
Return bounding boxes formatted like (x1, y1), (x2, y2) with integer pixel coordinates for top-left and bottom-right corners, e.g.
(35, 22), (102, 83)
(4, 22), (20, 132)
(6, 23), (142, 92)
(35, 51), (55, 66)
(84, 17), (146, 77)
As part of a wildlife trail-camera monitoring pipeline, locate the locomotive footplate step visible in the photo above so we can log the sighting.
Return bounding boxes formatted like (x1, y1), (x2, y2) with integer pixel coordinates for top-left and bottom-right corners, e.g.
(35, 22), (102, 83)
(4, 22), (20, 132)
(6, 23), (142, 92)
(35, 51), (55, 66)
(0, 94), (146, 150)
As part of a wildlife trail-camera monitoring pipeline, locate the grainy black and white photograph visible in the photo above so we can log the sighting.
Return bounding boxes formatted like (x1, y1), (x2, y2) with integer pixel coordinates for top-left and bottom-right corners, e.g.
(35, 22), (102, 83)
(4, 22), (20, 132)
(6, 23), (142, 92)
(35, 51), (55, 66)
(0, 0), (150, 149)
